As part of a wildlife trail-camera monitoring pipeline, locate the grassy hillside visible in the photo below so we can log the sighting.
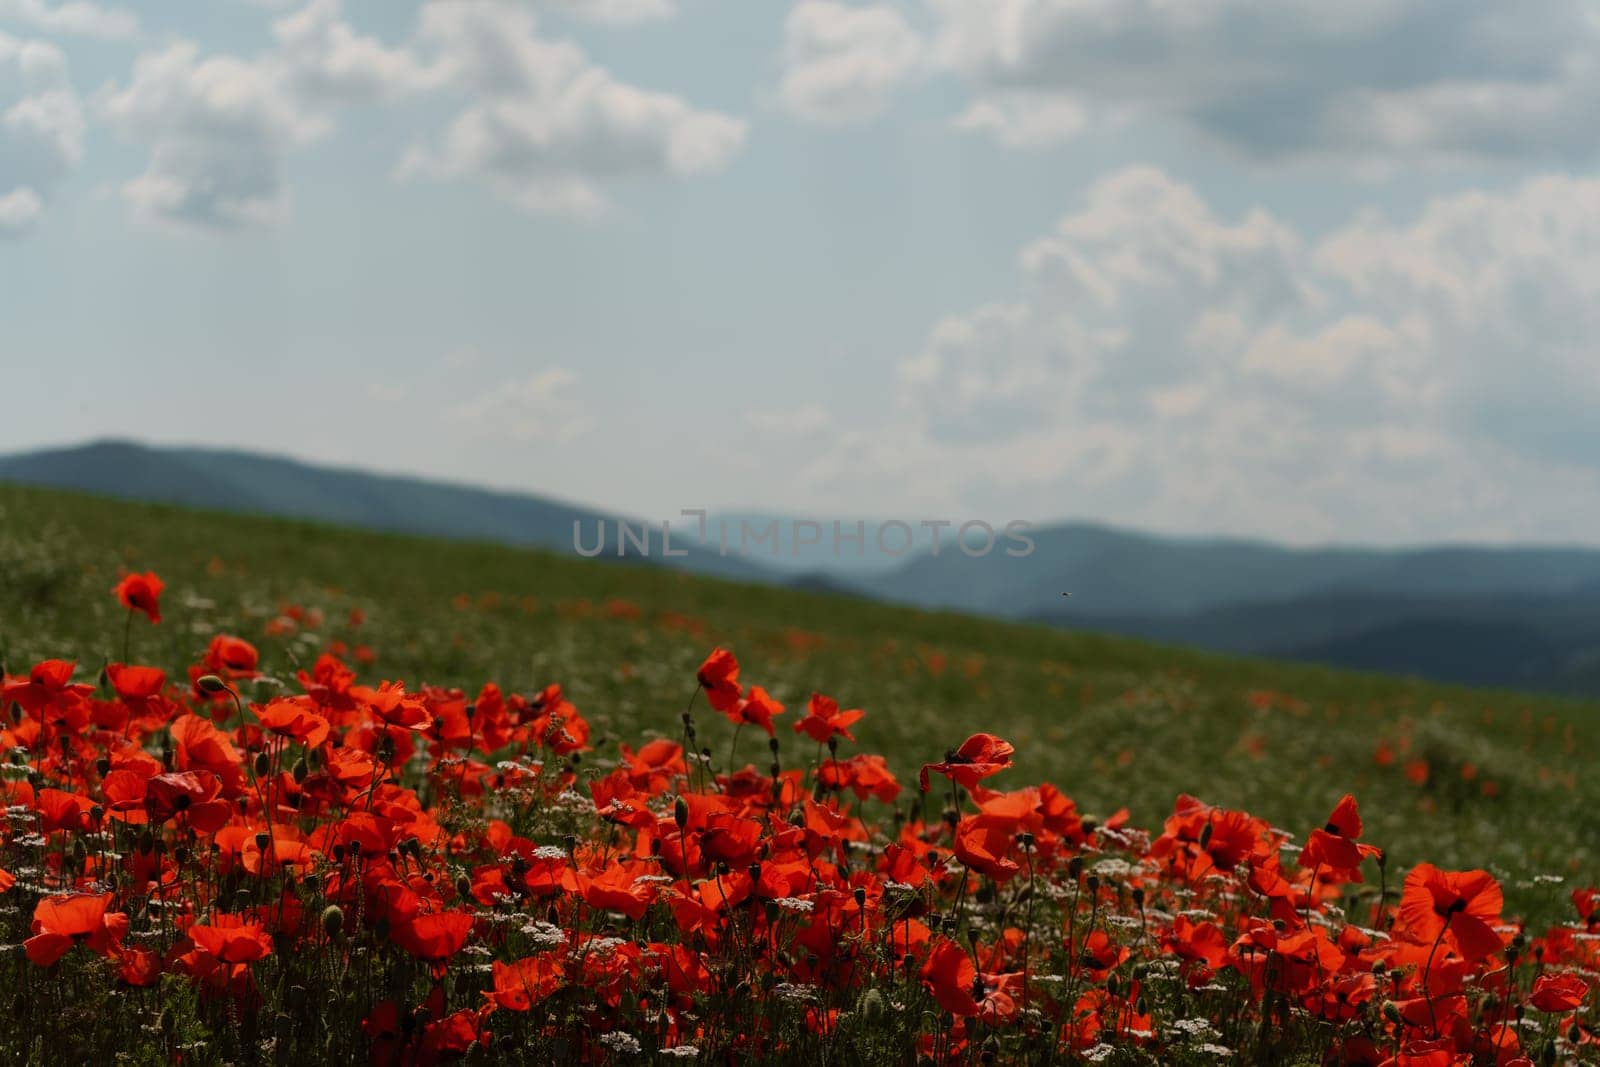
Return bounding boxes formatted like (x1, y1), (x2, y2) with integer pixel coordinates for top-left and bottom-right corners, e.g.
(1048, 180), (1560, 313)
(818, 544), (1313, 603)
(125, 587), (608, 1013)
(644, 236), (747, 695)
(3, 481), (1594, 919)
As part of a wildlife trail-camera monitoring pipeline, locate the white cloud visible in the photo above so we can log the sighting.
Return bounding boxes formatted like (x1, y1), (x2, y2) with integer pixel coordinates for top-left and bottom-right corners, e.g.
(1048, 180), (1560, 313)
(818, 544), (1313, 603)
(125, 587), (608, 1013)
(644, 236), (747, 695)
(739, 167), (1600, 543)
(272, 0), (437, 105)
(100, 0), (738, 228)
(951, 90), (1085, 148)
(449, 367), (594, 442)
(778, 1), (922, 124)
(743, 403), (831, 437)
(0, 29), (83, 234)
(0, 0), (136, 39)
(99, 41), (320, 228)
(539, 0), (676, 24)
(924, 0), (1600, 164)
(400, 0), (745, 216)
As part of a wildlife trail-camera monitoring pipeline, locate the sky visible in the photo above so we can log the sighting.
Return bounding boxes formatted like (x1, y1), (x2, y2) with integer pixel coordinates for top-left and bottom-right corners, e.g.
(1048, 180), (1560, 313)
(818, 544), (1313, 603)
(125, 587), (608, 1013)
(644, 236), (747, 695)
(3, 0), (1599, 546)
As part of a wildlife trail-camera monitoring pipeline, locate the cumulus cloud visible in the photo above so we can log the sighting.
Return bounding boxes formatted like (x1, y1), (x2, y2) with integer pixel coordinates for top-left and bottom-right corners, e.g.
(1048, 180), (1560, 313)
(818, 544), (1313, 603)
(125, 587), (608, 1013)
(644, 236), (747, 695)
(539, 0), (676, 24)
(778, 1), (922, 124)
(0, 0), (136, 39)
(99, 41), (323, 228)
(449, 367), (594, 442)
(924, 0), (1600, 163)
(100, 0), (745, 228)
(0, 30), (83, 235)
(742, 168), (1600, 543)
(399, 0), (745, 217)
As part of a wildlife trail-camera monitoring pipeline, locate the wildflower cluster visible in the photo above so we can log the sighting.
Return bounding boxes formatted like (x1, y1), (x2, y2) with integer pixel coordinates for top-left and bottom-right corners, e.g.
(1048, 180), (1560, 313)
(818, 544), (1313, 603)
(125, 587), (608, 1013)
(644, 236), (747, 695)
(0, 572), (1595, 1065)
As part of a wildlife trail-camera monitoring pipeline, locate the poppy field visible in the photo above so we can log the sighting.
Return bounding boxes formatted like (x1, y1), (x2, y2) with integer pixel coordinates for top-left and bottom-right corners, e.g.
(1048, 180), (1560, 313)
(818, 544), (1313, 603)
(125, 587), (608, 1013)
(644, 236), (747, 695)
(3, 484), (1599, 1065)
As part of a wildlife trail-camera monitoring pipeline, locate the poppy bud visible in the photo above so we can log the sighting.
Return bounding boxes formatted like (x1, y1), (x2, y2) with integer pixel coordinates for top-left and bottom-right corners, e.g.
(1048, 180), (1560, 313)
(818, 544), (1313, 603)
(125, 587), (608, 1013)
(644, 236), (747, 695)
(456, 874), (472, 900)
(195, 674), (229, 695)
(254, 752), (270, 778)
(274, 1014), (293, 1043)
(95, 757), (110, 778)
(1131, 886), (1144, 907)
(768, 736), (780, 754)
(673, 796), (689, 828)
(1541, 1040), (1557, 1067)
(89, 804), (104, 825)
(321, 905), (344, 939)
(1382, 1001), (1401, 1024)
(1198, 821), (1214, 850)
(1106, 974), (1119, 998)
(860, 988), (884, 1021)
(292, 758), (308, 784)
(1018, 831), (1035, 851)
(827, 736), (838, 754)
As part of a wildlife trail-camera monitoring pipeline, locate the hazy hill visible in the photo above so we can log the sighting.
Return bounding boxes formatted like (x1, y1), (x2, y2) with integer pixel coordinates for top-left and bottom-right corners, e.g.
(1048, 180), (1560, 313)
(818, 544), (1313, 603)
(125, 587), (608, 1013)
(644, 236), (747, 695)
(0, 440), (773, 583)
(8, 439), (1600, 694)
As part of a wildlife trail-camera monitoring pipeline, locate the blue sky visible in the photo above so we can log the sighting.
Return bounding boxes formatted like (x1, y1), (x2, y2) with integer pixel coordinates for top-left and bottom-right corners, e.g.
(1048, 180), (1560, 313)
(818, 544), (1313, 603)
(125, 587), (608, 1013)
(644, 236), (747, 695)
(3, 0), (1599, 545)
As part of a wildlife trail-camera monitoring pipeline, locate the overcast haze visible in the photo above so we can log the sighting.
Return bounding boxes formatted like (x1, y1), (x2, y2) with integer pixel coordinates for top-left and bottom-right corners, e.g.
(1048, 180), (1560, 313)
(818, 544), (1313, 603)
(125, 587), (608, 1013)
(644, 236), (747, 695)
(3, 0), (1599, 545)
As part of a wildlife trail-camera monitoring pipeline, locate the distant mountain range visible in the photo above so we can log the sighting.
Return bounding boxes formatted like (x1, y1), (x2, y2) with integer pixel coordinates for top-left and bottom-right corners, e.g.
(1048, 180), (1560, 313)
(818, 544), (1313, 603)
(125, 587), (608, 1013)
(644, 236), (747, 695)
(7, 439), (1600, 695)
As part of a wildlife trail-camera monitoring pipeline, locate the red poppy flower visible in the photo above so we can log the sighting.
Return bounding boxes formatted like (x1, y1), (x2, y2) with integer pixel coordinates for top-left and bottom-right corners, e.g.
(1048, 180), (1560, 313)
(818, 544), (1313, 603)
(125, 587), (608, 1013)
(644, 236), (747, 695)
(1398, 863), (1505, 960)
(3, 659), (93, 716)
(253, 696), (332, 748)
(352, 682), (434, 732)
(486, 955), (564, 1011)
(199, 634), (260, 679)
(819, 753), (902, 803)
(189, 916), (274, 964)
(953, 813), (1022, 881)
(726, 685), (784, 736)
(1530, 972), (1588, 1013)
(920, 938), (979, 1017)
(696, 648), (742, 713)
(919, 733), (1015, 792)
(25, 893), (126, 966)
(106, 663), (166, 703)
(793, 692), (864, 744)
(391, 910), (474, 963)
(1299, 793), (1380, 881)
(114, 571), (164, 624)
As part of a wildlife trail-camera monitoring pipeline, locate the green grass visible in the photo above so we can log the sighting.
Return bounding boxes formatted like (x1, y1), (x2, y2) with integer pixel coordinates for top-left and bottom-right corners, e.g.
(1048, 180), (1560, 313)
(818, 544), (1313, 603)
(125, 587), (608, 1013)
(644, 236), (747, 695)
(3, 481), (1594, 921)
